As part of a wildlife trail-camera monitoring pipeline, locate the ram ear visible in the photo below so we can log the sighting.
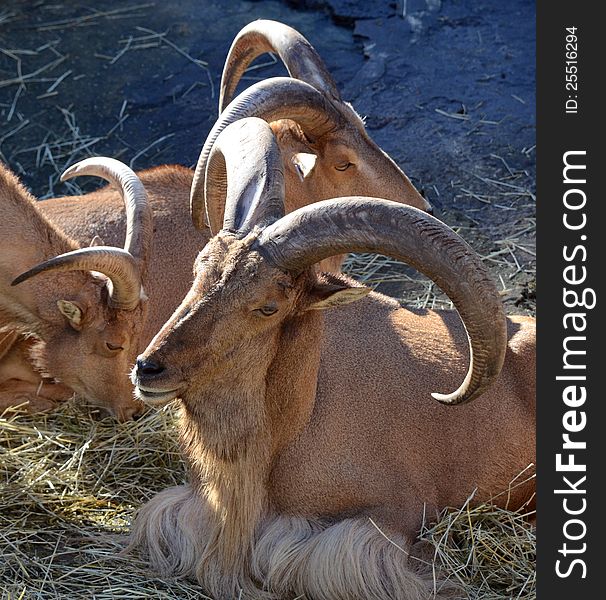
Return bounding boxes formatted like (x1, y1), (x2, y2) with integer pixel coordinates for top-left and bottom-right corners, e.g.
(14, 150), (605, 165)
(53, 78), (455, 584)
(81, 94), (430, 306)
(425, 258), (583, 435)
(57, 300), (84, 330)
(306, 281), (370, 311)
(291, 152), (317, 181)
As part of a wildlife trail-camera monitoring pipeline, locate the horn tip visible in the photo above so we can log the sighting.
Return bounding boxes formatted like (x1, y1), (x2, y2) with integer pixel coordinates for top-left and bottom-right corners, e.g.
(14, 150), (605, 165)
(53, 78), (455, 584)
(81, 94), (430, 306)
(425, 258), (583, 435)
(11, 272), (30, 286)
(60, 163), (80, 182)
(431, 389), (477, 406)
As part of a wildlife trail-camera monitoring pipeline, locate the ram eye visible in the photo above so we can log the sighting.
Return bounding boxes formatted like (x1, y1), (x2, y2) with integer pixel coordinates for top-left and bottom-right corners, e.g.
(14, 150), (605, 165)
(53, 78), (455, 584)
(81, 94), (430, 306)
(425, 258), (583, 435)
(335, 162), (353, 172)
(106, 342), (124, 352)
(255, 304), (279, 317)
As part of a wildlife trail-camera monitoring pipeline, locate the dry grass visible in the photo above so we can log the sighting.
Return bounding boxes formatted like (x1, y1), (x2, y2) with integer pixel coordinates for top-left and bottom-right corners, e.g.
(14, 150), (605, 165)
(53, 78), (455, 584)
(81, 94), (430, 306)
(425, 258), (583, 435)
(1, 397), (535, 599)
(34, 5), (155, 33)
(424, 508), (536, 600)
(0, 33), (131, 197)
(419, 474), (535, 600)
(344, 252), (455, 310)
(343, 227), (535, 315)
(341, 153), (536, 316)
(6, 105), (131, 197)
(0, 400), (201, 599)
(0, 3), (207, 199)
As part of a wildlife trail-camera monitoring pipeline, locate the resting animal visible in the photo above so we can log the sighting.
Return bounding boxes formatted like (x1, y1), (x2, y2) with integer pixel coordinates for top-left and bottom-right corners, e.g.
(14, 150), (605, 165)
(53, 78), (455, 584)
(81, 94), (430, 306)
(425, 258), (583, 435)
(130, 119), (536, 600)
(0, 159), (197, 420)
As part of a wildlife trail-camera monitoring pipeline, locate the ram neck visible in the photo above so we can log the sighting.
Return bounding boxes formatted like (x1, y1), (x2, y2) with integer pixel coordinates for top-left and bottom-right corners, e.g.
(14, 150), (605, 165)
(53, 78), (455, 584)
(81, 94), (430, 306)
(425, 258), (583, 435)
(176, 310), (324, 575)
(179, 384), (271, 573)
(0, 166), (76, 267)
(266, 310), (324, 454)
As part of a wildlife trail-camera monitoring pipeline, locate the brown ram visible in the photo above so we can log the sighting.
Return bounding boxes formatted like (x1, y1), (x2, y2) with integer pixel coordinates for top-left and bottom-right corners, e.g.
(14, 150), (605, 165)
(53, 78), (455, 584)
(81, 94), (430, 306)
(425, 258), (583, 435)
(130, 119), (536, 600)
(0, 158), (160, 420)
(191, 19), (432, 271)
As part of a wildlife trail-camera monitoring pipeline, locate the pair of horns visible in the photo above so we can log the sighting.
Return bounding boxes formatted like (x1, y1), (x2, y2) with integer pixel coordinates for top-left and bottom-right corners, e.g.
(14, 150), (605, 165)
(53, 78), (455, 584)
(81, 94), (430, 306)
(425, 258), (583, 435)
(219, 19), (342, 112)
(191, 77), (341, 232)
(191, 20), (352, 232)
(205, 118), (285, 235)
(12, 158), (152, 311)
(203, 117), (507, 406)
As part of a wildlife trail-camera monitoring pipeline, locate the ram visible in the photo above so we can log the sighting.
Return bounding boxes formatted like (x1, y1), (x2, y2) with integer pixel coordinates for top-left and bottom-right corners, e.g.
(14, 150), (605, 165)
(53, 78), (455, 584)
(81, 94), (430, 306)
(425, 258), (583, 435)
(0, 158), (199, 420)
(191, 19), (432, 270)
(130, 119), (536, 600)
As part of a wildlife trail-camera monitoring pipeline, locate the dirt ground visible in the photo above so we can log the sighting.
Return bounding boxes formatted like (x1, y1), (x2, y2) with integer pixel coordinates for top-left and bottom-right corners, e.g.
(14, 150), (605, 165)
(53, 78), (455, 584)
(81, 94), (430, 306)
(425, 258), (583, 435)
(0, 0), (535, 313)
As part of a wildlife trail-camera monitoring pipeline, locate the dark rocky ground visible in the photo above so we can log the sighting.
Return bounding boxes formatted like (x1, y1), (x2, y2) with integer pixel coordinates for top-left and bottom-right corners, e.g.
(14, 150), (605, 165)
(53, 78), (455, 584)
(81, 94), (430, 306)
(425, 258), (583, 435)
(0, 0), (535, 313)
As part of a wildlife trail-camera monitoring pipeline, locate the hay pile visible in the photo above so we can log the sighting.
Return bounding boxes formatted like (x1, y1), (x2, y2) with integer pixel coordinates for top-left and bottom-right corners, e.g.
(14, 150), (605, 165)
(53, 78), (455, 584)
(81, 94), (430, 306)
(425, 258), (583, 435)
(419, 485), (535, 600)
(0, 401), (211, 598)
(1, 399), (535, 599)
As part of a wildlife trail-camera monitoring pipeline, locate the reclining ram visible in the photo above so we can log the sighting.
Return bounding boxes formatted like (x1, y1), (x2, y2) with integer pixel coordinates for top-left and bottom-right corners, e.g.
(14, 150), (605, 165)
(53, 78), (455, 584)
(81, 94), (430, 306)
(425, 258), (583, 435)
(130, 118), (536, 600)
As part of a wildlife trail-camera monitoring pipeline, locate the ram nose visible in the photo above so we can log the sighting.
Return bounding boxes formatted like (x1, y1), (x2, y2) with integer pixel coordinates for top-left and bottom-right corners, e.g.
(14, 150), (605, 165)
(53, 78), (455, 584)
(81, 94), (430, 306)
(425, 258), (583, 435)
(135, 357), (165, 380)
(132, 355), (183, 406)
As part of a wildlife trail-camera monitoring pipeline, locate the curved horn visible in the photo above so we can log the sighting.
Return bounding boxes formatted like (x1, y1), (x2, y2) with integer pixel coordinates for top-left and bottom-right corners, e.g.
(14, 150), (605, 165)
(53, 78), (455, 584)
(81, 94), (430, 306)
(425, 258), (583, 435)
(257, 198), (508, 406)
(12, 247), (141, 310)
(61, 157), (153, 268)
(191, 77), (341, 230)
(204, 117), (284, 235)
(11, 158), (151, 310)
(220, 19), (341, 112)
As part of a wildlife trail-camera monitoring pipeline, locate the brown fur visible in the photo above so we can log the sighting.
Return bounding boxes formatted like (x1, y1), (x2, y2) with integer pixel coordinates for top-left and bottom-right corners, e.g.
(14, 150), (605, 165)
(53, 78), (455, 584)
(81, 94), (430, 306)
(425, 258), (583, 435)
(270, 108), (432, 273)
(129, 232), (535, 598)
(37, 165), (201, 341)
(272, 110), (430, 218)
(0, 328), (72, 412)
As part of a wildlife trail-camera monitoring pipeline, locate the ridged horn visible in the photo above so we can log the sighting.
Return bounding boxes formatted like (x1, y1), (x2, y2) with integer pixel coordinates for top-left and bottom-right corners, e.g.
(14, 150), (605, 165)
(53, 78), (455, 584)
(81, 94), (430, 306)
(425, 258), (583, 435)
(191, 77), (341, 230)
(12, 248), (141, 310)
(256, 198), (508, 406)
(61, 157), (152, 268)
(12, 158), (151, 311)
(219, 19), (341, 112)
(204, 117), (284, 235)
